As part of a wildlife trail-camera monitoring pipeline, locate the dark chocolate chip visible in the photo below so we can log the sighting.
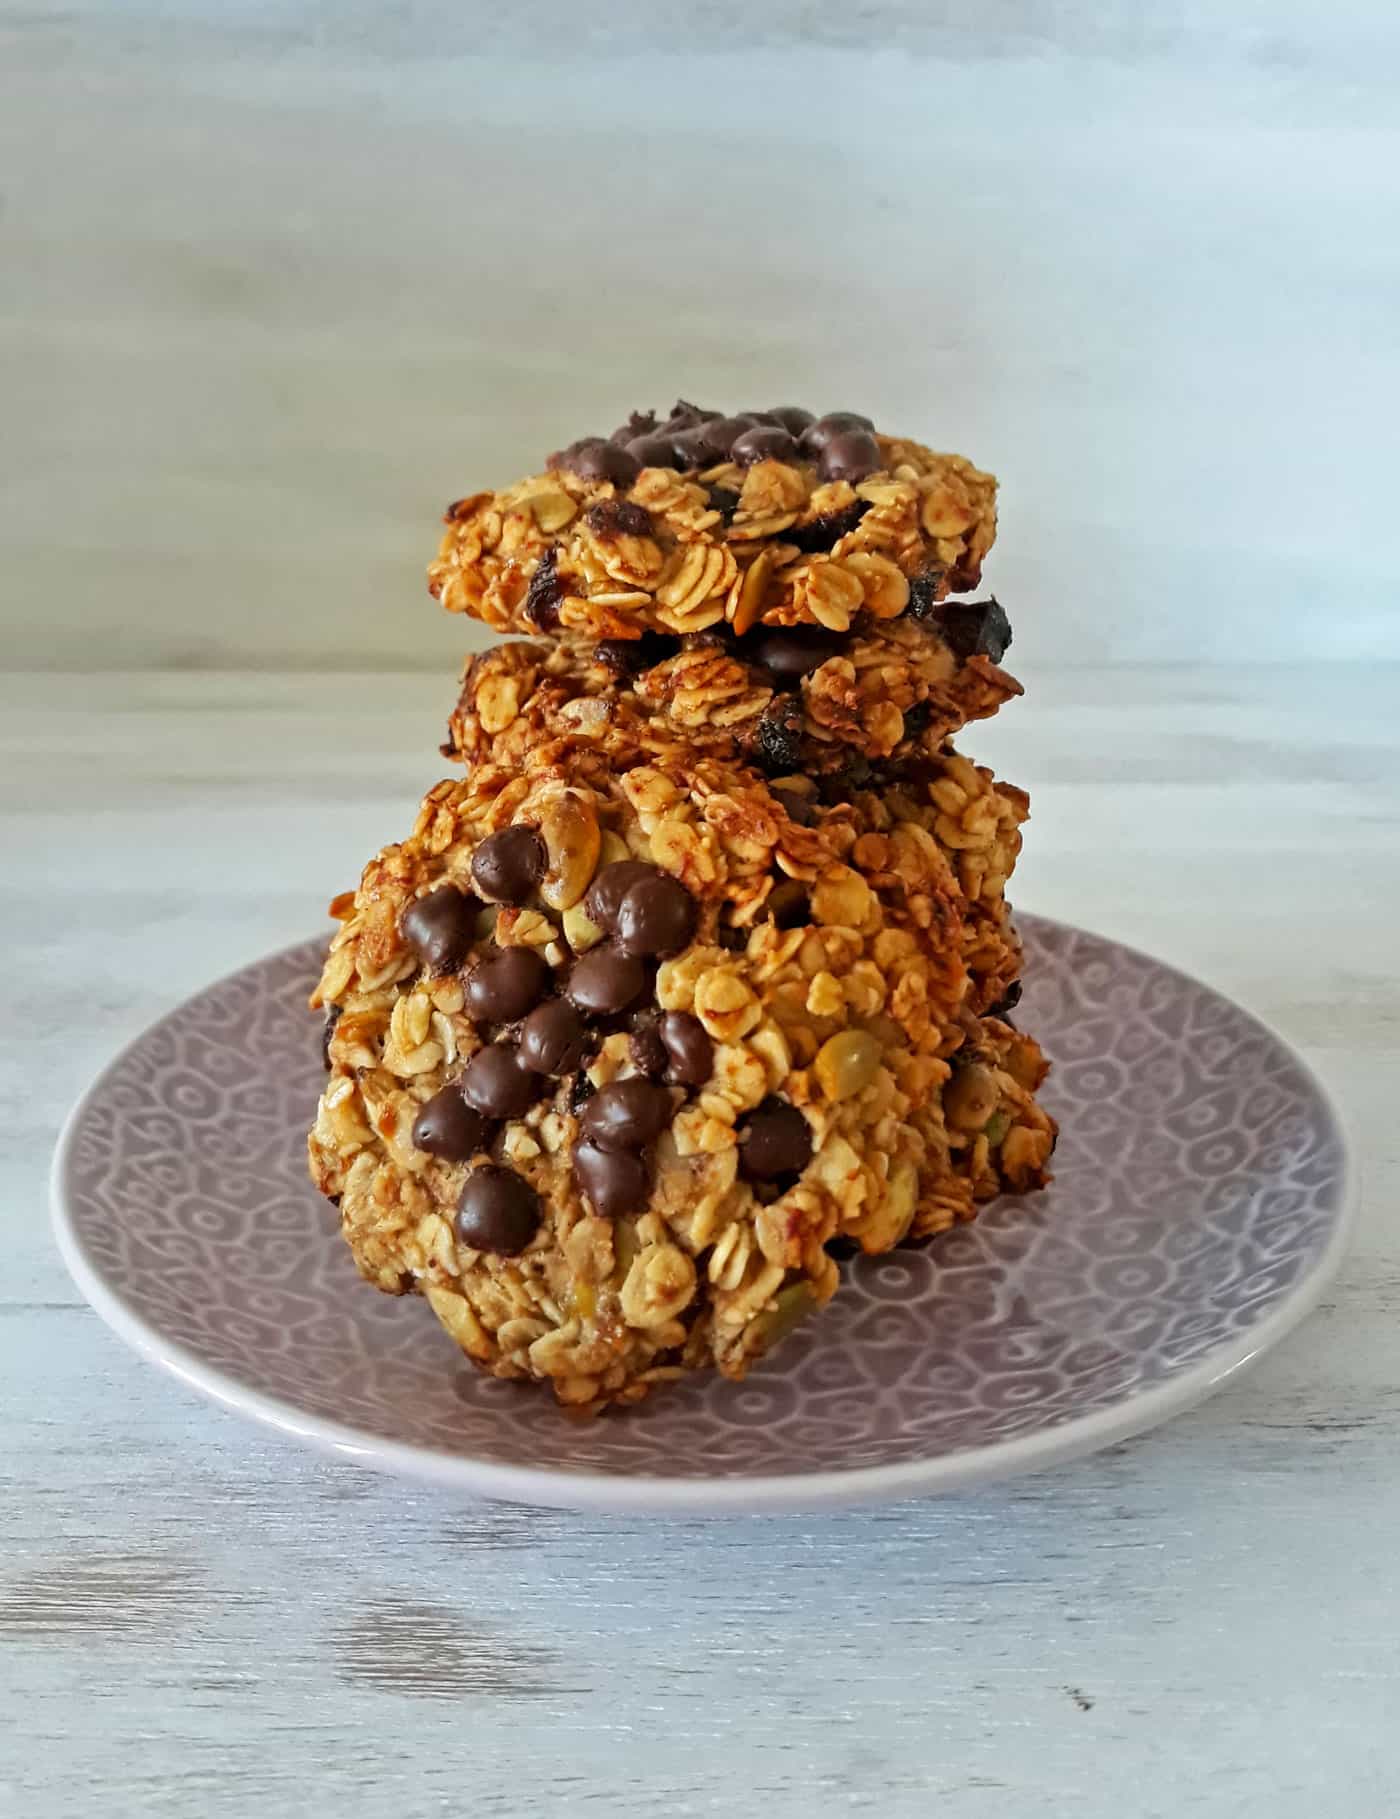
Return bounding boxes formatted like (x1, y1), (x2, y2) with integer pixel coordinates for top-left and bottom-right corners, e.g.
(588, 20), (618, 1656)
(464, 945), (550, 1024)
(770, 785), (816, 828)
(816, 753), (875, 803)
(523, 546), (567, 633)
(658, 1011), (713, 1088)
(988, 979), (1023, 1020)
(572, 1140), (650, 1217)
(558, 438), (642, 486)
(935, 597), (1013, 664)
(471, 826), (545, 905)
(738, 1097), (813, 1181)
(411, 1084), (496, 1162)
(747, 624), (844, 684)
(767, 406), (816, 435)
(321, 1005), (341, 1069)
(626, 432), (683, 470)
(907, 567), (945, 622)
(585, 498), (653, 539)
(731, 424), (798, 466)
(579, 1077), (673, 1152)
(819, 430), (882, 485)
(754, 696), (804, 774)
(765, 879), (812, 929)
(460, 1043), (544, 1119)
(669, 423), (720, 465)
(628, 1018), (668, 1079)
(705, 413), (760, 452)
(566, 946), (648, 1016)
(584, 859), (662, 931)
(901, 701), (932, 740)
(519, 999), (590, 1075)
(609, 410), (658, 446)
(801, 411), (876, 453)
(664, 399), (718, 432)
(614, 873), (698, 959)
(785, 499), (871, 554)
(594, 631), (679, 677)
(704, 484), (741, 522)
(456, 1165), (541, 1255)
(401, 884), (479, 974)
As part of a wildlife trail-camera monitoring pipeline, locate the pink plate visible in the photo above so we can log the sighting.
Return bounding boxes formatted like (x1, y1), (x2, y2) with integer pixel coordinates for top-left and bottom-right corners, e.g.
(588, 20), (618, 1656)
(51, 916), (1354, 1513)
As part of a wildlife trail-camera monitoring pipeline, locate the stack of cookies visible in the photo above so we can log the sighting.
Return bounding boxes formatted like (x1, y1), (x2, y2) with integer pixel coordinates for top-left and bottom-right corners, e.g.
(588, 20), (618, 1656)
(308, 403), (1056, 1411)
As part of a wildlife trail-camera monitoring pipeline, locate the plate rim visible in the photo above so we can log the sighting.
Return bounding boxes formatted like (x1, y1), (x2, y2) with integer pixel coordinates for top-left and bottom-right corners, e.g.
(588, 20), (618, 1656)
(50, 915), (1359, 1515)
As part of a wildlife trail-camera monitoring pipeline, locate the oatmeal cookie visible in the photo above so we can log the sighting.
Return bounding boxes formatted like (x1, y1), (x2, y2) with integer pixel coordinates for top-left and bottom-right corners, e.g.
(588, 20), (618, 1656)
(428, 401), (998, 644)
(446, 608), (1019, 779)
(306, 754), (1054, 1409)
(445, 638), (1027, 1017)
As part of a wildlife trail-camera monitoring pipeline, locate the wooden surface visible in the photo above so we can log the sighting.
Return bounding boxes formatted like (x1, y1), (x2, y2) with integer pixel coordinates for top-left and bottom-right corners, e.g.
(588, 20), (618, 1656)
(5, 664), (1399, 1817)
(4, 4), (1399, 674)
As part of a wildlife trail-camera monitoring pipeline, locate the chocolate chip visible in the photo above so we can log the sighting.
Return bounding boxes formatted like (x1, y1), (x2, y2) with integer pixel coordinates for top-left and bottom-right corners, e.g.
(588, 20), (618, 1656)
(556, 438), (642, 486)
(767, 406), (816, 435)
(754, 696), (804, 774)
(907, 567), (945, 621)
(519, 999), (590, 1075)
(411, 1084), (496, 1161)
(572, 1140), (650, 1217)
(321, 1005), (341, 1069)
(770, 785), (816, 827)
(471, 826), (545, 905)
(817, 753), (874, 802)
(747, 624), (844, 684)
(628, 1018), (668, 1079)
(614, 873), (697, 959)
(738, 1097), (812, 1181)
(801, 411), (876, 453)
(664, 399), (718, 431)
(785, 499), (871, 554)
(401, 884), (479, 974)
(566, 946), (648, 1016)
(464, 945), (550, 1024)
(579, 1077), (673, 1152)
(626, 432), (682, 470)
(460, 1043), (544, 1119)
(524, 546), (568, 633)
(455, 1165), (541, 1255)
(705, 485), (741, 522)
(585, 498), (653, 538)
(731, 424), (798, 466)
(819, 429), (881, 484)
(988, 979), (1023, 1020)
(902, 701), (932, 740)
(670, 412), (752, 467)
(584, 859), (661, 931)
(658, 1011), (713, 1088)
(594, 631), (678, 677)
(609, 410), (657, 446)
(935, 597), (1013, 664)
(765, 879), (812, 928)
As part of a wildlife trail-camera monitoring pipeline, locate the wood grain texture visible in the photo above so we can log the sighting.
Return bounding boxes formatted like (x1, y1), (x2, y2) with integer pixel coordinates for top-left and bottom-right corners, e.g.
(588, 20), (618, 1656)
(4, 664), (1399, 1817)
(3, 6), (1398, 673)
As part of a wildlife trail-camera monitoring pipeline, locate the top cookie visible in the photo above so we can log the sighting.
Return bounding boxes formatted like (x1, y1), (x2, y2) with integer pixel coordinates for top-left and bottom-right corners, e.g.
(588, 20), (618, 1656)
(428, 402), (997, 643)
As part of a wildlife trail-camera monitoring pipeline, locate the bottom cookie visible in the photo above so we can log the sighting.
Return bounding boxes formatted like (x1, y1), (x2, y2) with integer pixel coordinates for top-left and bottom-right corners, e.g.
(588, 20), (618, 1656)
(307, 753), (1055, 1410)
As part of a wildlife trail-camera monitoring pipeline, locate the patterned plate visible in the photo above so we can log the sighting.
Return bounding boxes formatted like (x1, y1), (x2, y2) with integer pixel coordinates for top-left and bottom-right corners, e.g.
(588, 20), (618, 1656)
(51, 917), (1353, 1514)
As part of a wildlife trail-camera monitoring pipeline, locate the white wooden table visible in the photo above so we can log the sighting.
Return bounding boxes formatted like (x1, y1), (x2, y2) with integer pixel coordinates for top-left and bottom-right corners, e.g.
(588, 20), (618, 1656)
(4, 664), (1397, 1817)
